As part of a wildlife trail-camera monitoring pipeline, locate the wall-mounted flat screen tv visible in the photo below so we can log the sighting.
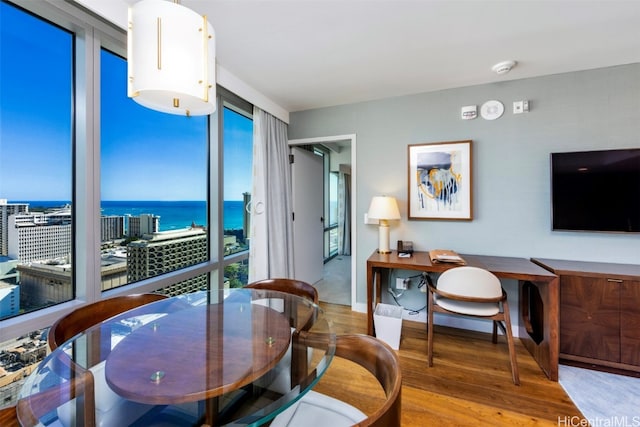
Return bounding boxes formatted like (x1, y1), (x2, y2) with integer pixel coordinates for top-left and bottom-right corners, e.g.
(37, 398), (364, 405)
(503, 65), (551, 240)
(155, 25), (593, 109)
(551, 148), (640, 233)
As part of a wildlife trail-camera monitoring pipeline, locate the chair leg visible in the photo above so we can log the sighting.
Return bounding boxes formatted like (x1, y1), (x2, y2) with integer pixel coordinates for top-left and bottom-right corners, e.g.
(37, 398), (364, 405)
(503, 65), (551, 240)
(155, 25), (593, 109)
(501, 301), (520, 385)
(427, 291), (434, 367)
(492, 320), (498, 344)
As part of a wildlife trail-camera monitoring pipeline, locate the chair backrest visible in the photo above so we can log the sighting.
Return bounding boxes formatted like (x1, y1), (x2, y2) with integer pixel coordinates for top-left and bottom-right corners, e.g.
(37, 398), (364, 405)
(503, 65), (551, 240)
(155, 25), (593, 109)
(47, 293), (168, 351)
(333, 334), (402, 427)
(17, 358), (97, 427)
(246, 278), (318, 304)
(437, 266), (502, 299)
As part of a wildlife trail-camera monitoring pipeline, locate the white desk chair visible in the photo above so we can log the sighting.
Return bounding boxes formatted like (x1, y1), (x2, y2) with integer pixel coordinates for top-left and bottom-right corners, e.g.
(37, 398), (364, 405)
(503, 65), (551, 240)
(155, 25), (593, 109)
(427, 266), (520, 385)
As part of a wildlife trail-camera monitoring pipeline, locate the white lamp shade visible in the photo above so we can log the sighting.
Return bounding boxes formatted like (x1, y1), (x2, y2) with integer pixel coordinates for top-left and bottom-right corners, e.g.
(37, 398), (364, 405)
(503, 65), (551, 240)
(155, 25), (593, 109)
(367, 196), (401, 220)
(367, 196), (400, 253)
(128, 0), (216, 116)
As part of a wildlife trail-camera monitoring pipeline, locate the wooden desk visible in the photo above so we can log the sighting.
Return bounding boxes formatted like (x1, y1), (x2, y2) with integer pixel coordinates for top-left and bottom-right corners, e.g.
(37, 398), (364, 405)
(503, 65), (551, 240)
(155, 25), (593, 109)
(367, 250), (560, 381)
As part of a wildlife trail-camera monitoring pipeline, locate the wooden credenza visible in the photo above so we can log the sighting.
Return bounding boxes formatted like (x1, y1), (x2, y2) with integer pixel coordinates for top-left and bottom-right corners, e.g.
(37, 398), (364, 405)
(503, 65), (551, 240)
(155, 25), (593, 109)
(532, 258), (640, 374)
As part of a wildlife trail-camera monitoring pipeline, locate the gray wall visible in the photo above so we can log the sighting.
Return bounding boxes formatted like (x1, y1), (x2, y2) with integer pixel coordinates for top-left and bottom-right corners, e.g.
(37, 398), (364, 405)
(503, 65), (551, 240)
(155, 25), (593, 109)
(289, 64), (640, 322)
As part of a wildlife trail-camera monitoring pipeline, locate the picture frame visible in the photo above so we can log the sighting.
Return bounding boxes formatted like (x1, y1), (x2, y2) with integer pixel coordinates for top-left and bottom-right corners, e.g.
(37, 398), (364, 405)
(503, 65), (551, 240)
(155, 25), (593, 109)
(407, 140), (473, 220)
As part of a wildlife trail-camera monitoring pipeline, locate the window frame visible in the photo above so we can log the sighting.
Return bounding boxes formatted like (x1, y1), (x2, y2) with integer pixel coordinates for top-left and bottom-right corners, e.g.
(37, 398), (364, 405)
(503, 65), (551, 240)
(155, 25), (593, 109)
(218, 88), (253, 286)
(0, 0), (251, 341)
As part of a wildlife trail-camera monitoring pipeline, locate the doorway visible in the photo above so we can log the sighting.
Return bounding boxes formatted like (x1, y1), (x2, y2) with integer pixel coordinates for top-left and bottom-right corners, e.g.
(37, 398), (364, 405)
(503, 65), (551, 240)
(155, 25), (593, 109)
(289, 135), (356, 308)
(291, 146), (324, 285)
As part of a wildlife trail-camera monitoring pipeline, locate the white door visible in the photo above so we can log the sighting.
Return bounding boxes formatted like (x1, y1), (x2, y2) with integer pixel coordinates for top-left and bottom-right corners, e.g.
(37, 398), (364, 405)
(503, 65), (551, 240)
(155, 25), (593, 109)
(291, 147), (324, 284)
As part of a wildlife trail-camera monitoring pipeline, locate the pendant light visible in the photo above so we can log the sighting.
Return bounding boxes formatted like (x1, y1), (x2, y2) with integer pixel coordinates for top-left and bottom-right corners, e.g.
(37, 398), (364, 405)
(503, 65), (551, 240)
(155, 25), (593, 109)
(128, 0), (216, 116)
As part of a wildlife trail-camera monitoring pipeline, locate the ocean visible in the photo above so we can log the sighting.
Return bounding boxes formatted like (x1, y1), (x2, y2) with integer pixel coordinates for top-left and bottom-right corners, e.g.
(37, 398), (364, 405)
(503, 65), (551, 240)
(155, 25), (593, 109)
(18, 200), (245, 231)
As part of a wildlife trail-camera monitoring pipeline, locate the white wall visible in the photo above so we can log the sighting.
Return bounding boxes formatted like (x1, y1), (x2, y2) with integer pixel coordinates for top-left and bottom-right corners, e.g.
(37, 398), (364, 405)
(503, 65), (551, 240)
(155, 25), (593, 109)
(289, 64), (640, 332)
(329, 148), (351, 172)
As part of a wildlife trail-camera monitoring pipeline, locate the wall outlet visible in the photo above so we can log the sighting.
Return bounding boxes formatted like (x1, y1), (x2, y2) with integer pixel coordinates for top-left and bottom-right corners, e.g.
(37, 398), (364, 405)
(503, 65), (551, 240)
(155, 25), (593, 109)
(396, 278), (408, 290)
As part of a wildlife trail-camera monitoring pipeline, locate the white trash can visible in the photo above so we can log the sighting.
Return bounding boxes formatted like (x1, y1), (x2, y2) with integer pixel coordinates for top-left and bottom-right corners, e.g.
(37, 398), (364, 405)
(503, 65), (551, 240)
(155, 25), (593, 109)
(373, 303), (403, 350)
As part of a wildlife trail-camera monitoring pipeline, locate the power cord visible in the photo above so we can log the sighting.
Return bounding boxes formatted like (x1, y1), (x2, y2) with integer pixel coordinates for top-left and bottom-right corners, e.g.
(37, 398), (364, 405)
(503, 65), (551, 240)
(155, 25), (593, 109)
(387, 289), (425, 315)
(417, 272), (430, 291)
(386, 270), (430, 315)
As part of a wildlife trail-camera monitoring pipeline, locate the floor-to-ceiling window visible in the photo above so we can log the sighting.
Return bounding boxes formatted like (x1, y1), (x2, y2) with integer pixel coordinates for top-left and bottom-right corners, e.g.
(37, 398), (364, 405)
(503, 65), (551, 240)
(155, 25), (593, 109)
(0, 0), (74, 318)
(0, 0), (254, 407)
(221, 99), (253, 288)
(321, 148), (339, 262)
(100, 48), (210, 295)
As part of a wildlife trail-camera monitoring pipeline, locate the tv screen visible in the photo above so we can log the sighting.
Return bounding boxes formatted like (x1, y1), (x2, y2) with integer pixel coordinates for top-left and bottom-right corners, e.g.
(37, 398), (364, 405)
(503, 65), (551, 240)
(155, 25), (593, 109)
(551, 148), (640, 233)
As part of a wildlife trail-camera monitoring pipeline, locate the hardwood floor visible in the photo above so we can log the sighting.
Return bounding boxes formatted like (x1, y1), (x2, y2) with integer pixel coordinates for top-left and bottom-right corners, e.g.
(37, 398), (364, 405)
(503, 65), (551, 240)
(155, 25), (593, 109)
(316, 302), (583, 426)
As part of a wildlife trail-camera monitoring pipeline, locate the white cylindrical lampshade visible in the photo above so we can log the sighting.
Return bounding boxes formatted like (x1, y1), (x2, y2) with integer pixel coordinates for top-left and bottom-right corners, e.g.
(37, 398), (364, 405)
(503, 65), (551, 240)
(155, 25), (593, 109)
(128, 0), (216, 116)
(367, 196), (401, 220)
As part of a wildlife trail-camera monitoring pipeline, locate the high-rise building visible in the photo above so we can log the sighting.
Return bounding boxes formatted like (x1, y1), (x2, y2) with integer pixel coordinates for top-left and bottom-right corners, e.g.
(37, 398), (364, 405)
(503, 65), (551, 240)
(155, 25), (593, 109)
(0, 282), (19, 319)
(127, 214), (160, 237)
(100, 252), (128, 290)
(17, 260), (72, 310)
(0, 200), (29, 256)
(7, 212), (71, 263)
(17, 253), (128, 308)
(127, 228), (207, 283)
(0, 256), (18, 286)
(101, 215), (125, 242)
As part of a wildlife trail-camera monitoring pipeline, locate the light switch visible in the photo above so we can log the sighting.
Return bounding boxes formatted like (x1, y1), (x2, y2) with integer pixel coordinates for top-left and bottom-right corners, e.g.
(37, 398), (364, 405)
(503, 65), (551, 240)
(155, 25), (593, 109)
(513, 100), (530, 114)
(364, 213), (379, 225)
(513, 101), (524, 114)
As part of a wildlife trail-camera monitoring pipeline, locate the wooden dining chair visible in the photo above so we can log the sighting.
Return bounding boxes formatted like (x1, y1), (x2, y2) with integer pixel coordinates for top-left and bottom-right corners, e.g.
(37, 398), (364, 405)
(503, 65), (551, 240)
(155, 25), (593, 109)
(17, 356), (97, 427)
(0, 404), (20, 427)
(47, 293), (168, 350)
(244, 278), (319, 395)
(269, 334), (402, 427)
(427, 266), (520, 385)
(246, 278), (319, 303)
(45, 293), (171, 426)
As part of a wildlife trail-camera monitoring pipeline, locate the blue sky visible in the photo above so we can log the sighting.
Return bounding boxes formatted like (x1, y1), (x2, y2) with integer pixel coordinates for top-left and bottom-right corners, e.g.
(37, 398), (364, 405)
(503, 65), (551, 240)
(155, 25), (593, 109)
(0, 1), (253, 202)
(0, 1), (72, 201)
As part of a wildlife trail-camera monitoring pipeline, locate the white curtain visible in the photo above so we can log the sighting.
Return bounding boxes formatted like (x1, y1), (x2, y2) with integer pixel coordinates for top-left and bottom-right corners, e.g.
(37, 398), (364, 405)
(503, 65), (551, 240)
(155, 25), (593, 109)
(338, 171), (351, 255)
(248, 107), (294, 282)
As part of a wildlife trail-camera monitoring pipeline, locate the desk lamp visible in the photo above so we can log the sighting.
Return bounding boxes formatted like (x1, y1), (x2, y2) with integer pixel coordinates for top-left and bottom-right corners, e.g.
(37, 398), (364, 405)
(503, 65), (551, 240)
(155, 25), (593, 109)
(367, 196), (401, 254)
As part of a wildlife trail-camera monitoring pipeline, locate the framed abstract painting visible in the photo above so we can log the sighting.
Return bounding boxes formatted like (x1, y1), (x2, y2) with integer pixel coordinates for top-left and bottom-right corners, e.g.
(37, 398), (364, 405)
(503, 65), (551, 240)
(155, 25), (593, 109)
(407, 140), (473, 220)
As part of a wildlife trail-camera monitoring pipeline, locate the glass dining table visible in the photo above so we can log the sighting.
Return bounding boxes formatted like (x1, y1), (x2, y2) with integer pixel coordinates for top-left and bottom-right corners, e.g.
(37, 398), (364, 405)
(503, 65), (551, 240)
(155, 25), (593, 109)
(16, 288), (336, 427)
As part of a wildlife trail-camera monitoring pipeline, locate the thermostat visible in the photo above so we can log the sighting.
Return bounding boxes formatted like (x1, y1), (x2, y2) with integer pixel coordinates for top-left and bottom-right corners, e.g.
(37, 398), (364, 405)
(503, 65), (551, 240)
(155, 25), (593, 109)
(461, 105), (477, 120)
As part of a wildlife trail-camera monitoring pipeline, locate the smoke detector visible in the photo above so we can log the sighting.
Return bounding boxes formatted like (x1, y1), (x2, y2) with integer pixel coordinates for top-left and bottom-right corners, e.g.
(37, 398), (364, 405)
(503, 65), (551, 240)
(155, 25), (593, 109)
(492, 60), (517, 75)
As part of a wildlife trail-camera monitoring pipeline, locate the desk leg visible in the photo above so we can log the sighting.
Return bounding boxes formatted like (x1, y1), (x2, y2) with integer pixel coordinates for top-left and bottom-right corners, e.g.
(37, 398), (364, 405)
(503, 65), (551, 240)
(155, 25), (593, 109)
(367, 266), (382, 336)
(367, 266), (383, 336)
(367, 265), (374, 335)
(518, 278), (559, 381)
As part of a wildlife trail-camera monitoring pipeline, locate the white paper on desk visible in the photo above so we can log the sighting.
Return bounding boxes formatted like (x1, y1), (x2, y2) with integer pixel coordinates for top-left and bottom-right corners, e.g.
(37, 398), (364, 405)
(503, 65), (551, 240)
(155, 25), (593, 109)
(437, 255), (462, 261)
(429, 249), (466, 264)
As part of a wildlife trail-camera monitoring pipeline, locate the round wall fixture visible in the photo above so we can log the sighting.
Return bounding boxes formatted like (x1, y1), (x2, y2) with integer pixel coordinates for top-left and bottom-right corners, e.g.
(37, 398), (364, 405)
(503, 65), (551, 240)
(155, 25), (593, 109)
(480, 100), (504, 120)
(492, 60), (517, 75)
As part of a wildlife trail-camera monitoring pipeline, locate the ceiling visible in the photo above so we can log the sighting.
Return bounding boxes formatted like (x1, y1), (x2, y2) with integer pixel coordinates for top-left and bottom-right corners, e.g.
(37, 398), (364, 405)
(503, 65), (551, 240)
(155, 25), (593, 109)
(126, 0), (640, 113)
